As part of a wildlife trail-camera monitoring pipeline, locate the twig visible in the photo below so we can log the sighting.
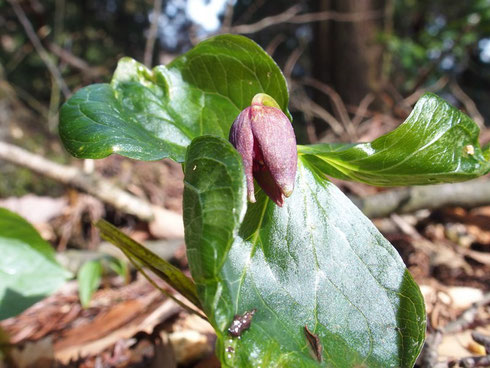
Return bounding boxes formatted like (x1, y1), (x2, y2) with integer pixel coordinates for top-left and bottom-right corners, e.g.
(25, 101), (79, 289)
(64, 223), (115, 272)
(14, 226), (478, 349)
(402, 76), (449, 106)
(351, 179), (490, 219)
(454, 355), (490, 368)
(7, 82), (50, 119)
(443, 293), (490, 334)
(284, 43), (305, 79)
(228, 4), (301, 34)
(0, 141), (183, 238)
(418, 329), (444, 368)
(232, 0), (266, 27)
(47, 43), (106, 78)
(304, 113), (318, 144)
(144, 0), (163, 67)
(302, 77), (355, 138)
(7, 0), (70, 98)
(450, 82), (485, 128)
(291, 93), (345, 136)
(289, 82), (319, 143)
(48, 74), (61, 131)
(221, 0), (235, 30)
(352, 93), (375, 129)
(228, 5), (383, 35)
(448, 331), (490, 367)
(290, 9), (383, 24)
(265, 34), (286, 56)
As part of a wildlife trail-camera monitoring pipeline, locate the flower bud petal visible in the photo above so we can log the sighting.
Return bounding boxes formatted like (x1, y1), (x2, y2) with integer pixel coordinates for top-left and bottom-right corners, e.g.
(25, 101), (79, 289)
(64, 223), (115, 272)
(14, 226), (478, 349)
(250, 105), (297, 199)
(229, 94), (297, 206)
(229, 107), (257, 203)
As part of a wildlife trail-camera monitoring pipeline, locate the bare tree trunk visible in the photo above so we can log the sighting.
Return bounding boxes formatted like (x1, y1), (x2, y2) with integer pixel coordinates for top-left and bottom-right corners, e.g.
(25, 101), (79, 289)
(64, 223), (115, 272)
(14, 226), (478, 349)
(313, 0), (386, 107)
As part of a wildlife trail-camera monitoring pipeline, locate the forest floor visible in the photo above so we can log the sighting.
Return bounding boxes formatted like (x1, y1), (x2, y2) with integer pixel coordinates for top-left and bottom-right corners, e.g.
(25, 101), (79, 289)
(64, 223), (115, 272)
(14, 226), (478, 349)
(0, 156), (489, 367)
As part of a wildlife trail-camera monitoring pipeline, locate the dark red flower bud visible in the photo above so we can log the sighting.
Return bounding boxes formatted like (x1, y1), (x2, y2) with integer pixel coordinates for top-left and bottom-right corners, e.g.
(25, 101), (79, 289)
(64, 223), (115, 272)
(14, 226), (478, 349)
(229, 93), (297, 207)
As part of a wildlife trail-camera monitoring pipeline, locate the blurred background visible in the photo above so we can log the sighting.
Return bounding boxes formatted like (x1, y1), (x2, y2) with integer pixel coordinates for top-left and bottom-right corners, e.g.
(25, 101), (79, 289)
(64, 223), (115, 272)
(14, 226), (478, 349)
(1, 0), (490, 367)
(2, 0), (490, 156)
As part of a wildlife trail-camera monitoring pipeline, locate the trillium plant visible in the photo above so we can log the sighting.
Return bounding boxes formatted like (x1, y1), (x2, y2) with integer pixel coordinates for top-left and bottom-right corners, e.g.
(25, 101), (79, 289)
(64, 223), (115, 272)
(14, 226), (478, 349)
(59, 35), (490, 367)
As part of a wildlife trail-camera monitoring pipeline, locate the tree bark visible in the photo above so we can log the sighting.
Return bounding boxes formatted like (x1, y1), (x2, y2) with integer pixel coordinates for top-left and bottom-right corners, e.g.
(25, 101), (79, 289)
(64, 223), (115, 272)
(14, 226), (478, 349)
(312, 0), (387, 107)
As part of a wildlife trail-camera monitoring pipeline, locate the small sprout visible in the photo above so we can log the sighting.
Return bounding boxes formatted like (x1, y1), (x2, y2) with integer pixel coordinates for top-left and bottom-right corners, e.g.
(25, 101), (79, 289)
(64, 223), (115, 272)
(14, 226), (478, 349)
(229, 93), (297, 207)
(464, 144), (475, 155)
(228, 309), (256, 337)
(304, 325), (322, 362)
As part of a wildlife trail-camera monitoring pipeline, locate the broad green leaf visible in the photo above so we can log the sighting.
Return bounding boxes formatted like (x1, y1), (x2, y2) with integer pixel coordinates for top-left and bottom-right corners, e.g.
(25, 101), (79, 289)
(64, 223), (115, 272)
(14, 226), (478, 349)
(299, 93), (490, 186)
(183, 136), (426, 367)
(183, 136), (247, 285)
(77, 260), (102, 308)
(59, 34), (289, 162)
(96, 219), (201, 309)
(0, 208), (71, 320)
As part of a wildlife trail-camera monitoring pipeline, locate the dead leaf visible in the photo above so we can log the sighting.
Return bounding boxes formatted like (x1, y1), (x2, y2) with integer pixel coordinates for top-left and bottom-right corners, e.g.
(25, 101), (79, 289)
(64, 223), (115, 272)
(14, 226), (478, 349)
(152, 333), (177, 368)
(167, 330), (212, 365)
(9, 336), (54, 368)
(439, 326), (490, 360)
(149, 206), (184, 239)
(0, 195), (66, 224)
(54, 295), (180, 363)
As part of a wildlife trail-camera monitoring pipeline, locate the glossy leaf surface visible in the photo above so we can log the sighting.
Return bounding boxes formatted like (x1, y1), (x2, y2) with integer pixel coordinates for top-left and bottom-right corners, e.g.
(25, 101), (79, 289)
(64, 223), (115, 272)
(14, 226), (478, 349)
(299, 93), (490, 186)
(183, 136), (426, 367)
(59, 34), (289, 162)
(0, 208), (71, 320)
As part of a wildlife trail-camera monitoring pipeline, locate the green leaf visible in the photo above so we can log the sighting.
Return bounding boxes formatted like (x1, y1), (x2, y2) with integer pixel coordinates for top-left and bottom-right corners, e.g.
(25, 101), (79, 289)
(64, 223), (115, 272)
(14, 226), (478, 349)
(483, 143), (490, 161)
(106, 255), (128, 279)
(183, 136), (426, 367)
(59, 34), (289, 162)
(96, 219), (201, 309)
(0, 208), (71, 320)
(77, 260), (103, 308)
(299, 93), (490, 186)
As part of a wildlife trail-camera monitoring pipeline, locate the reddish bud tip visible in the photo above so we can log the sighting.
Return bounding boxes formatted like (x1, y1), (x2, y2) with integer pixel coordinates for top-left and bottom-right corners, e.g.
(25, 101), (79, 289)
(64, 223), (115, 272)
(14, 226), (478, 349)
(229, 93), (297, 206)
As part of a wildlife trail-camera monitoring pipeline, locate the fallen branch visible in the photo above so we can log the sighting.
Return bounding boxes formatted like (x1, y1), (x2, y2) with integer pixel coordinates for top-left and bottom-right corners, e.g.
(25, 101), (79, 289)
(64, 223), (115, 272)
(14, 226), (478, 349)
(352, 178), (490, 218)
(2, 141), (489, 236)
(0, 141), (183, 238)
